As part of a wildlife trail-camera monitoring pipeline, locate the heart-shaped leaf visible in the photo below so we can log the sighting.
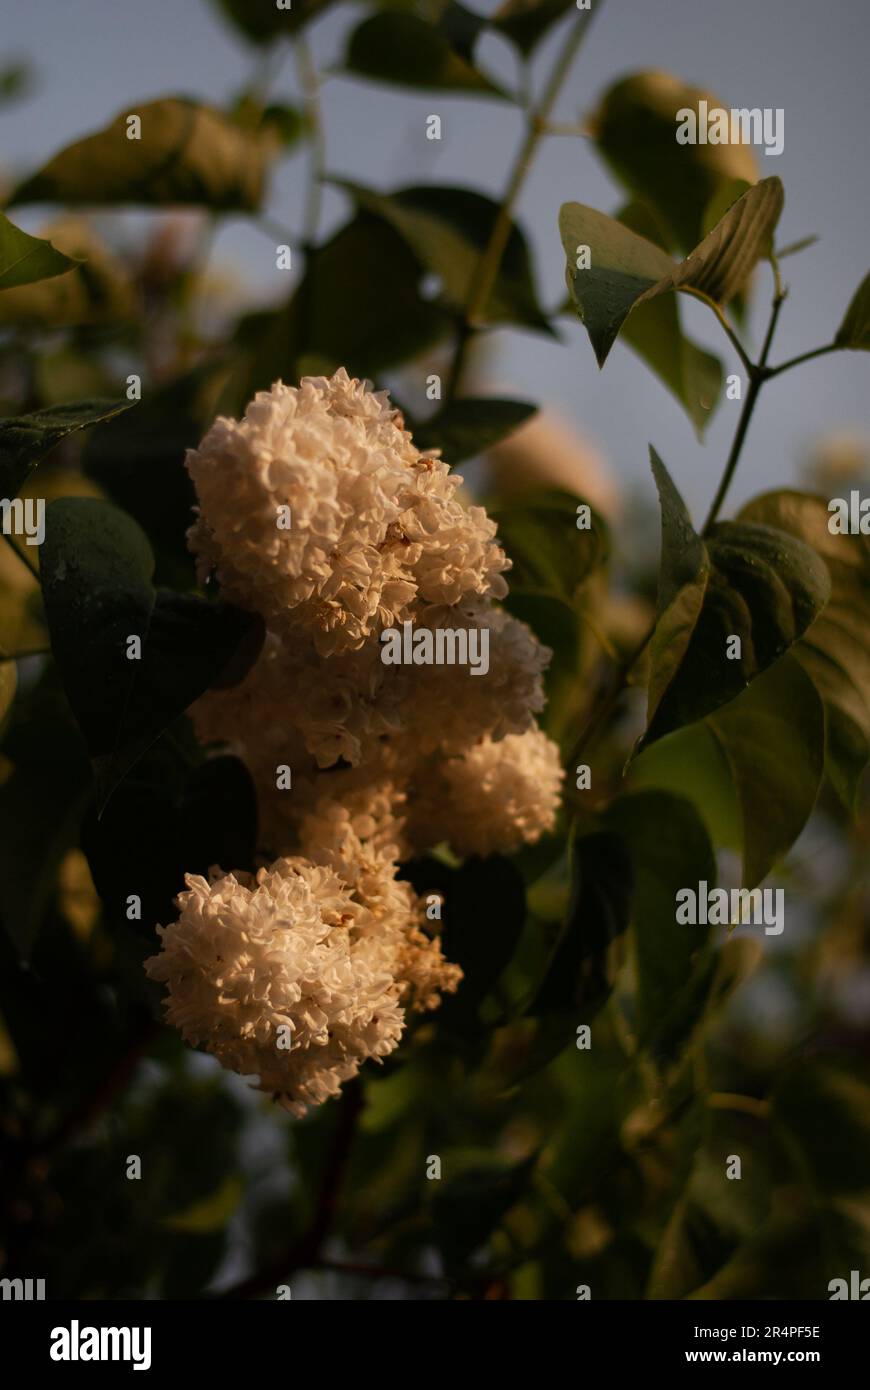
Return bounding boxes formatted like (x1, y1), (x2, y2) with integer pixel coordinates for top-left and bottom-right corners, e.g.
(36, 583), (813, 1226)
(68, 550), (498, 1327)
(0, 398), (136, 499)
(738, 489), (870, 811)
(336, 181), (552, 332)
(644, 454), (830, 746)
(588, 71), (760, 253)
(835, 271), (870, 350)
(0, 211), (79, 290)
(561, 178), (783, 367)
(707, 654), (825, 887)
(343, 11), (508, 98)
(11, 98), (276, 211)
(410, 397), (536, 462)
(602, 790), (717, 1056)
(40, 498), (261, 811)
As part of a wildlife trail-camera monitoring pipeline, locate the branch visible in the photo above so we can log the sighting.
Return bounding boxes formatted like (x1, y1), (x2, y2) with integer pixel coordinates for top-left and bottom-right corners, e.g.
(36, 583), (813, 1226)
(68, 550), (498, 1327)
(217, 1078), (364, 1300)
(446, 6), (601, 400)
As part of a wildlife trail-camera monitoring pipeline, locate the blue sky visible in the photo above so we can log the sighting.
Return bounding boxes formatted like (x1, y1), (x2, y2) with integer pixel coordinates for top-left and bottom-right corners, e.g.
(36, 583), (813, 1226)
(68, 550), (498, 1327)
(3, 0), (868, 520)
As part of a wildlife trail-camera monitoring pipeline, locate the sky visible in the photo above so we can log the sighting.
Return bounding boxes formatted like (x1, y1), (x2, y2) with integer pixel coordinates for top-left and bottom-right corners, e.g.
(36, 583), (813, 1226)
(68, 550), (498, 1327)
(2, 0), (868, 521)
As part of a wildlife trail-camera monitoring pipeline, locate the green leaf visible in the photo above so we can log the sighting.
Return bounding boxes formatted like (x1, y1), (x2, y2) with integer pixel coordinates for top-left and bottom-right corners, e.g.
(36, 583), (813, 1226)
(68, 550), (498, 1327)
(337, 181), (552, 333)
(560, 178), (783, 367)
(40, 498), (260, 811)
(738, 490), (870, 811)
(607, 202), (723, 437)
(163, 1175), (243, 1233)
(0, 211), (80, 290)
(11, 98), (275, 211)
(343, 11), (509, 98)
(432, 1152), (537, 1271)
(835, 271), (870, 350)
(491, 488), (607, 607)
(707, 655), (824, 887)
(0, 680), (92, 956)
(602, 791), (717, 1056)
(404, 855), (526, 1031)
(228, 214), (451, 406)
(646, 447), (709, 723)
(492, 0), (589, 56)
(0, 398), (136, 499)
(0, 218), (139, 328)
(589, 71), (760, 253)
(213, 0), (332, 42)
(532, 829), (633, 1018)
(82, 363), (222, 588)
(410, 397), (536, 462)
(775, 1063), (870, 1196)
(644, 455), (830, 747)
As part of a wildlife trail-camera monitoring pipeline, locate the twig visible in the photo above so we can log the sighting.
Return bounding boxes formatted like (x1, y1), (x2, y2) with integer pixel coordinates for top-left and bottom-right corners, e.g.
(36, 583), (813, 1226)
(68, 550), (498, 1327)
(445, 6), (601, 400)
(217, 1079), (364, 1300)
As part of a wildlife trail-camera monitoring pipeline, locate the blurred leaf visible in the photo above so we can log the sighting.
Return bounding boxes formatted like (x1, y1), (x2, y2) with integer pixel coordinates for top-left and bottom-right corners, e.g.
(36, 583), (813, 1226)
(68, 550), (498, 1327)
(343, 11), (508, 98)
(627, 721), (741, 852)
(643, 454), (830, 748)
(40, 498), (260, 811)
(533, 829), (633, 1018)
(492, 0), (585, 56)
(0, 210), (79, 290)
(337, 181), (552, 332)
(775, 234), (819, 260)
(163, 1175), (243, 1233)
(619, 288), (722, 438)
(561, 179), (783, 367)
(707, 655), (824, 887)
(491, 488), (607, 606)
(775, 1063), (870, 1196)
(0, 61), (33, 108)
(84, 749), (258, 941)
(432, 1152), (537, 1271)
(411, 397), (536, 462)
(83, 363), (223, 587)
(645, 447), (709, 725)
(0, 217), (139, 327)
(260, 102), (306, 147)
(403, 855), (526, 1031)
(213, 0), (333, 42)
(0, 680), (91, 956)
(11, 98), (275, 211)
(0, 398), (136, 499)
(835, 270), (870, 350)
(231, 214), (450, 404)
(602, 791), (716, 1056)
(589, 71), (759, 253)
(739, 490), (870, 811)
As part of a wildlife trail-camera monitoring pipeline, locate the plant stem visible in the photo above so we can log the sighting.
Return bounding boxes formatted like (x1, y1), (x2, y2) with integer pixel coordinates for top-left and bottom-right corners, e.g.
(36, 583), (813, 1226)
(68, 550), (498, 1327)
(294, 34), (325, 251)
(217, 1079), (363, 1300)
(567, 275), (788, 769)
(446, 7), (599, 400)
(694, 293), (754, 377)
(764, 341), (839, 378)
(701, 286), (785, 536)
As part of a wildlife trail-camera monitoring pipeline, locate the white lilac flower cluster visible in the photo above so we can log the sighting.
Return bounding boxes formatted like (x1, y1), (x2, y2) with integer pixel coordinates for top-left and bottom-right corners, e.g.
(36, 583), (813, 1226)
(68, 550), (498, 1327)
(146, 370), (563, 1112)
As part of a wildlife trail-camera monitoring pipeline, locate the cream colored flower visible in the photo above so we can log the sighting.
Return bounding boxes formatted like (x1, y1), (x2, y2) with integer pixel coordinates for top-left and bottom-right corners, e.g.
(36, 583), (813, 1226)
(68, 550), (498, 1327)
(186, 370), (509, 654)
(406, 727), (564, 858)
(145, 839), (458, 1114)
